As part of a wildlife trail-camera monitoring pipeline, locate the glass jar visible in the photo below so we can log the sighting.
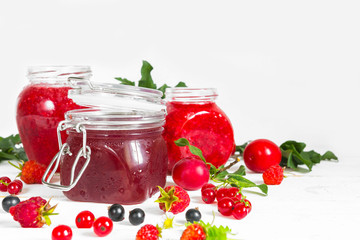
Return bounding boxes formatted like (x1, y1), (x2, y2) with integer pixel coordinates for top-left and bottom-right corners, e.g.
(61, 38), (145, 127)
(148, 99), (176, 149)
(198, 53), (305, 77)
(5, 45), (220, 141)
(163, 88), (235, 173)
(16, 66), (91, 168)
(43, 79), (168, 204)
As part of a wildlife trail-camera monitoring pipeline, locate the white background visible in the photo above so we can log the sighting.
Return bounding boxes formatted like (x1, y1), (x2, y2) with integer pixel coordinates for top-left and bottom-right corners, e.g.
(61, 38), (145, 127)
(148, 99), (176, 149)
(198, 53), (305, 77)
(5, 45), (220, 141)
(0, 1), (359, 240)
(0, 0), (359, 158)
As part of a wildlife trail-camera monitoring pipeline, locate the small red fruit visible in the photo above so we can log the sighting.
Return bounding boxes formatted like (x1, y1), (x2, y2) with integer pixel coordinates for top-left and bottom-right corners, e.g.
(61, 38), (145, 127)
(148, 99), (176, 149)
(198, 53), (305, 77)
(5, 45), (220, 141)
(263, 165), (284, 185)
(180, 223), (206, 240)
(75, 210), (95, 228)
(172, 157), (210, 191)
(216, 187), (228, 201)
(93, 216), (113, 237)
(217, 197), (235, 216)
(136, 224), (162, 240)
(52, 225), (73, 240)
(0, 176), (11, 192)
(9, 160), (47, 184)
(156, 185), (190, 214)
(201, 188), (216, 204)
(243, 139), (282, 173)
(7, 180), (23, 195)
(232, 202), (248, 220)
(201, 183), (216, 193)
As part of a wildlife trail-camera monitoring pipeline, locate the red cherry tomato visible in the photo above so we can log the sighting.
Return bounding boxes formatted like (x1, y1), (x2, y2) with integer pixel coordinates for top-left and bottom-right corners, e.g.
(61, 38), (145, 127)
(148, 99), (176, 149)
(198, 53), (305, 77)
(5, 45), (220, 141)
(93, 216), (113, 237)
(52, 225), (73, 240)
(243, 139), (282, 173)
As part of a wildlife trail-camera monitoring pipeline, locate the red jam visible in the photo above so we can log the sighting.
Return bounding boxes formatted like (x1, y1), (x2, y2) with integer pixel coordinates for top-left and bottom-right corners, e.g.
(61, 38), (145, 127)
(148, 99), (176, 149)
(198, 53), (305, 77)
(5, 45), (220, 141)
(60, 128), (168, 204)
(163, 89), (235, 172)
(16, 84), (83, 167)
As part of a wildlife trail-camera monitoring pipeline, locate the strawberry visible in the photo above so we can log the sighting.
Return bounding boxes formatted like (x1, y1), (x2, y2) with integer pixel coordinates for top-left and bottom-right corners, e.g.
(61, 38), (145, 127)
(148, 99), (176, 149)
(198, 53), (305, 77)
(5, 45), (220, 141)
(155, 185), (190, 214)
(9, 196), (57, 228)
(180, 224), (206, 240)
(181, 221), (233, 240)
(262, 165), (284, 185)
(9, 160), (47, 184)
(136, 224), (162, 240)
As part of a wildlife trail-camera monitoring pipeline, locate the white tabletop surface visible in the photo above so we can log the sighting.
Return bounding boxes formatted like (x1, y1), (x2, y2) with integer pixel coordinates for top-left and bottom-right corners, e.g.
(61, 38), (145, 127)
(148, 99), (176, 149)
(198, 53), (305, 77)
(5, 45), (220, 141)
(1, 156), (359, 240)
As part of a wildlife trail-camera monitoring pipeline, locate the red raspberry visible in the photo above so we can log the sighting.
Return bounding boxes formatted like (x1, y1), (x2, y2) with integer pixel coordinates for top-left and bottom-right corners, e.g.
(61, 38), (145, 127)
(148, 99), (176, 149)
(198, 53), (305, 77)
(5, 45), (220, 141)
(180, 223), (206, 240)
(9, 160), (47, 184)
(136, 224), (162, 240)
(155, 185), (190, 214)
(262, 165), (284, 185)
(9, 196), (57, 228)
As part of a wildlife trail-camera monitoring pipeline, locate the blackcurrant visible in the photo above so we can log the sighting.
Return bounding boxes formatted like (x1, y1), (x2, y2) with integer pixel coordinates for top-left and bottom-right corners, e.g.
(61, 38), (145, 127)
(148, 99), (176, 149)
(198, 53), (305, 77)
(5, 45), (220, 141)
(185, 208), (202, 223)
(2, 195), (20, 212)
(128, 208), (145, 225)
(108, 204), (125, 222)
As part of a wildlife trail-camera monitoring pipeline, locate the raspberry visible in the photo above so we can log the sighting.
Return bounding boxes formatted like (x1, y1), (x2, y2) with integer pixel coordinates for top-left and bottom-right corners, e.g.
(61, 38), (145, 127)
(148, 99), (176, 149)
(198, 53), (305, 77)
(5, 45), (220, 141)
(136, 224), (162, 240)
(155, 185), (190, 214)
(180, 224), (206, 240)
(262, 165), (284, 185)
(9, 160), (47, 184)
(9, 197), (57, 228)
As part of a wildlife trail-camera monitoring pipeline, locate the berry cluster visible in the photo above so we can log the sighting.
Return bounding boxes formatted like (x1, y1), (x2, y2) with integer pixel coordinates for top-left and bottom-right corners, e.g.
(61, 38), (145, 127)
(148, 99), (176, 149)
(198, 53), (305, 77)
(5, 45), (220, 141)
(201, 184), (252, 220)
(0, 176), (23, 195)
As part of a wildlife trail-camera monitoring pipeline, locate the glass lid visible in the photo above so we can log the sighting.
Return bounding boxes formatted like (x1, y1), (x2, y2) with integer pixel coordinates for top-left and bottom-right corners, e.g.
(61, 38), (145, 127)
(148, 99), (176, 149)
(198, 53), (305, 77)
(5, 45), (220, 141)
(68, 78), (165, 112)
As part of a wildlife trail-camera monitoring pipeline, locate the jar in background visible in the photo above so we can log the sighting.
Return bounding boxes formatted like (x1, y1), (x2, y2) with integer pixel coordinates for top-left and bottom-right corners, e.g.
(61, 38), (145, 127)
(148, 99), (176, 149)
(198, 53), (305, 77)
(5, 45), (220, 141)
(43, 79), (168, 204)
(163, 88), (235, 173)
(16, 66), (91, 168)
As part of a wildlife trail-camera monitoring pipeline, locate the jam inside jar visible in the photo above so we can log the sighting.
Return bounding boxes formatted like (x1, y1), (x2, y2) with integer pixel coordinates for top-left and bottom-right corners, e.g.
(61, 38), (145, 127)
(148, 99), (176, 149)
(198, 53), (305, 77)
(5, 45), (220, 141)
(163, 88), (235, 173)
(16, 66), (91, 167)
(43, 80), (168, 204)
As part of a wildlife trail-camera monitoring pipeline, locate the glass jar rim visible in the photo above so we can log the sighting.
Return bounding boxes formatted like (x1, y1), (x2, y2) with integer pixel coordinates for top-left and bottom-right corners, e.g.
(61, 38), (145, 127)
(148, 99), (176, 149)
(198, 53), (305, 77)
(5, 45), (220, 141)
(64, 108), (166, 130)
(27, 65), (92, 81)
(165, 87), (218, 102)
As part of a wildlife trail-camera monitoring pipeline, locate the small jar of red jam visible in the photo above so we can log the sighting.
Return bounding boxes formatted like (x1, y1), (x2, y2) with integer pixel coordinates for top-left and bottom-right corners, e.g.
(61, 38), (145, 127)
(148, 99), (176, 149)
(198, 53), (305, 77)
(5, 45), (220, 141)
(16, 66), (91, 168)
(42, 79), (168, 204)
(163, 88), (235, 173)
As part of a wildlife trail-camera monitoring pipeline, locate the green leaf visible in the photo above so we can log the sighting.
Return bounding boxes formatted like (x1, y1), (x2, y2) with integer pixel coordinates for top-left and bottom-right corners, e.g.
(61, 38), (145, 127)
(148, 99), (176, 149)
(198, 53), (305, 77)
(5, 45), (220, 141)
(301, 150), (321, 164)
(174, 138), (206, 162)
(175, 81), (187, 87)
(0, 134), (28, 162)
(280, 140), (306, 153)
(233, 165), (246, 176)
(235, 142), (249, 155)
(138, 60), (157, 89)
(114, 77), (135, 86)
(227, 175), (268, 195)
(157, 84), (170, 99)
(321, 151), (338, 161)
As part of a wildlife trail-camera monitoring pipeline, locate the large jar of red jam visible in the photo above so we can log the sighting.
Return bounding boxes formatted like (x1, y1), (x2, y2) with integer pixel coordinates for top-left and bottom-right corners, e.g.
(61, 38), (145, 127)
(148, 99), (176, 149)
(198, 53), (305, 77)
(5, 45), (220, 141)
(42, 79), (168, 204)
(16, 66), (91, 168)
(163, 88), (235, 173)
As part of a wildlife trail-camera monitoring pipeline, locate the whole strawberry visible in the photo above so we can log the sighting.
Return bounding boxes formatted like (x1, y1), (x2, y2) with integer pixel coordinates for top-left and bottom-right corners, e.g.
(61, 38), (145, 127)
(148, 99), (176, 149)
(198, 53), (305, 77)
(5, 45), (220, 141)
(9, 160), (47, 184)
(9, 197), (57, 228)
(136, 224), (162, 240)
(155, 185), (190, 214)
(181, 223), (206, 240)
(262, 165), (284, 185)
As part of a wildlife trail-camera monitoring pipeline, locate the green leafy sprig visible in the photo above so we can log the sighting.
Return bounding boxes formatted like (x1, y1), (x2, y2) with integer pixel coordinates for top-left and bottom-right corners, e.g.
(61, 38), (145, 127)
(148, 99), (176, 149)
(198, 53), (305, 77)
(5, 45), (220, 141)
(115, 60), (187, 98)
(0, 134), (28, 162)
(234, 140), (338, 171)
(174, 138), (268, 195)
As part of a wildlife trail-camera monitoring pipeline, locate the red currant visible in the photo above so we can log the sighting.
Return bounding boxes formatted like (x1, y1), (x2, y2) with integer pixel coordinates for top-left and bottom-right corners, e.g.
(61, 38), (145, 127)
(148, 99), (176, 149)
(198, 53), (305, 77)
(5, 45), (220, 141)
(244, 199), (252, 214)
(172, 157), (210, 191)
(201, 183), (216, 193)
(201, 188), (216, 204)
(7, 180), (22, 195)
(52, 225), (73, 240)
(216, 188), (228, 201)
(226, 187), (240, 198)
(0, 176), (11, 192)
(93, 216), (113, 237)
(232, 202), (248, 220)
(217, 197), (235, 216)
(75, 210), (95, 228)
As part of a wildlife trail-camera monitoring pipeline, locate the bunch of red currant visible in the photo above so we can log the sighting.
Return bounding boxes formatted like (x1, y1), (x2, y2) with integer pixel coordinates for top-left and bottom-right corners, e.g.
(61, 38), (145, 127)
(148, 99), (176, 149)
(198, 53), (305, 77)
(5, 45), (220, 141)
(0, 176), (23, 195)
(201, 183), (252, 220)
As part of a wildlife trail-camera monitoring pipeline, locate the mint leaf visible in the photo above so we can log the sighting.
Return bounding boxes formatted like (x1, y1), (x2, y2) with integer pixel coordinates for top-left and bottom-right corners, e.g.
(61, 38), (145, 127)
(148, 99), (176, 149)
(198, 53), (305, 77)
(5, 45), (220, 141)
(114, 77), (135, 86)
(174, 138), (206, 162)
(138, 60), (157, 89)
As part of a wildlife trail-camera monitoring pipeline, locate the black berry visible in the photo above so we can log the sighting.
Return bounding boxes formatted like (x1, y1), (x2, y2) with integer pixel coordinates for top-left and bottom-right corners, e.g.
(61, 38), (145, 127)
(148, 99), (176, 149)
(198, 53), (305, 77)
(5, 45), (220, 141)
(108, 204), (125, 222)
(128, 208), (145, 225)
(2, 195), (20, 212)
(185, 208), (202, 223)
